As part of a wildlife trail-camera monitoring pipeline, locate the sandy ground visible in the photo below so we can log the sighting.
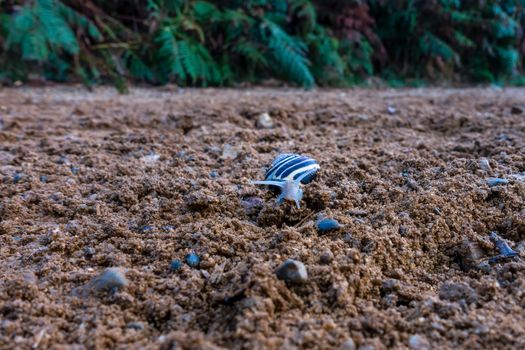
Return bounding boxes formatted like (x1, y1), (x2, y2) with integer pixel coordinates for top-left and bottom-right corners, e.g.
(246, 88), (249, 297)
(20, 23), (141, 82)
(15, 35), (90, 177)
(1, 86), (525, 349)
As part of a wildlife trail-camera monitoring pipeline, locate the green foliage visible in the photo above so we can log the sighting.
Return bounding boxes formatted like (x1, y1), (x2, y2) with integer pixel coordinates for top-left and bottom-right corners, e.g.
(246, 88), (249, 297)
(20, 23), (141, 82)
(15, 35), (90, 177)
(1, 0), (525, 88)
(368, 0), (525, 82)
(262, 19), (314, 86)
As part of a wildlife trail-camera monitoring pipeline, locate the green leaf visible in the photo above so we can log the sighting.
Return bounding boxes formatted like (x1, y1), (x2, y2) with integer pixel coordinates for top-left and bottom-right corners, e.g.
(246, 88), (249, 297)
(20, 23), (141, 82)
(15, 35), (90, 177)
(262, 19), (314, 87)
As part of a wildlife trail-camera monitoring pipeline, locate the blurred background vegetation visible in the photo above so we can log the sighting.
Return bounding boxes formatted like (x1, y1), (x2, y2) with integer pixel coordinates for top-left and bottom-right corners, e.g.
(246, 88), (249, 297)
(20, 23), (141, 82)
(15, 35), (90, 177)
(1, 0), (525, 90)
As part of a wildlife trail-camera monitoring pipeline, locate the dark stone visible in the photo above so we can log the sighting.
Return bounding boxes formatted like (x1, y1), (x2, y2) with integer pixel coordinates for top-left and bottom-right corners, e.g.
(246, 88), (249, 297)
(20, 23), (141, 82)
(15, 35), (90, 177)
(439, 282), (477, 304)
(275, 259), (307, 283)
(319, 250), (334, 264)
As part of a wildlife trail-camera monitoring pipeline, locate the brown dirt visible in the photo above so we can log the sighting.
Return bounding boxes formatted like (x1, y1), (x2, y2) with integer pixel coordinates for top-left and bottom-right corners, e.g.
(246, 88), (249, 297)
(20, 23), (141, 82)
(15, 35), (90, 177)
(1, 86), (525, 350)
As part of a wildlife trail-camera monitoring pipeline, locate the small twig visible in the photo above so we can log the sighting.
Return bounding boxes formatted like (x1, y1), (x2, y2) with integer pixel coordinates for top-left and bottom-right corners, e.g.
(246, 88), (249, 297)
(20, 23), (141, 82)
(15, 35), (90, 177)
(294, 211), (316, 228)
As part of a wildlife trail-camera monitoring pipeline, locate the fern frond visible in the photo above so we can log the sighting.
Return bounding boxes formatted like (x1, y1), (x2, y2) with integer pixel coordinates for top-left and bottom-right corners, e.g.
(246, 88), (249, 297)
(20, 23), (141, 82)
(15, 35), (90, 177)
(37, 0), (78, 55)
(123, 50), (155, 82)
(419, 32), (456, 62)
(233, 39), (268, 67)
(262, 19), (314, 87)
(453, 31), (475, 48)
(178, 39), (198, 81)
(193, 1), (222, 23)
(155, 26), (187, 81)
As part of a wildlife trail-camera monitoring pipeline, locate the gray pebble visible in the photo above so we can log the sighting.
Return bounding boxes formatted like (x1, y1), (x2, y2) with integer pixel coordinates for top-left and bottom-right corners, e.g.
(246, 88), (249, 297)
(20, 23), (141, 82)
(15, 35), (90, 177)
(358, 345), (375, 350)
(409, 334), (430, 350)
(85, 267), (128, 295)
(479, 158), (491, 172)
(340, 338), (356, 350)
(387, 106), (397, 114)
(381, 279), (401, 293)
(241, 197), (264, 216)
(257, 112), (274, 128)
(275, 259), (307, 283)
(127, 322), (144, 331)
(221, 144), (238, 160)
(84, 247), (95, 257)
(405, 178), (419, 190)
(439, 282), (477, 304)
(319, 250), (334, 264)
(362, 240), (377, 253)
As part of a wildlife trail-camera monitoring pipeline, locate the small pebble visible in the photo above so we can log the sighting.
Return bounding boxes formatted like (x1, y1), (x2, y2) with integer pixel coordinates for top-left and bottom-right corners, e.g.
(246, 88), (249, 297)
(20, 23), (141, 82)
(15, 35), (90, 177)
(381, 279), (401, 293)
(22, 271), (38, 284)
(387, 106), (397, 114)
(257, 112), (274, 128)
(241, 197), (264, 216)
(185, 253), (200, 267)
(84, 247), (95, 257)
(70, 165), (79, 175)
(408, 334), (430, 350)
(209, 170), (219, 178)
(39, 175), (48, 183)
(358, 345), (376, 350)
(127, 322), (144, 331)
(340, 338), (356, 350)
(348, 209), (368, 216)
(477, 261), (491, 273)
(170, 259), (182, 271)
(275, 259), (308, 283)
(140, 152), (160, 163)
(439, 282), (477, 304)
(398, 226), (408, 236)
(316, 218), (342, 233)
(86, 267), (128, 294)
(459, 239), (485, 271)
(13, 173), (23, 183)
(161, 225), (176, 231)
(56, 155), (69, 165)
(221, 144), (238, 160)
(486, 178), (508, 187)
(511, 105), (524, 114)
(479, 158), (491, 172)
(405, 178), (418, 190)
(319, 250), (334, 264)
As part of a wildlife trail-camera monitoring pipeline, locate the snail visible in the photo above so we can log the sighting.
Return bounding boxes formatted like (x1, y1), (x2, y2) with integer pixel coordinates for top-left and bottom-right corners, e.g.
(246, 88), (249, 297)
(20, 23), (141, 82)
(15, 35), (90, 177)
(251, 153), (319, 208)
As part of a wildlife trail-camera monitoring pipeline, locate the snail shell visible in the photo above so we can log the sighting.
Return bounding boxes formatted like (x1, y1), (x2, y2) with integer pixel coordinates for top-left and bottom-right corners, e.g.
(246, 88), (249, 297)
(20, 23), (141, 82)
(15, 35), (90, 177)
(251, 153), (319, 208)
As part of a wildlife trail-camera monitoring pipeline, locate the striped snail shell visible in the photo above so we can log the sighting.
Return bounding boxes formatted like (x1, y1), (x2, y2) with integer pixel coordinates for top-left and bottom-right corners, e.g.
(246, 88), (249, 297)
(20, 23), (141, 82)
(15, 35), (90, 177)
(251, 153), (320, 208)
